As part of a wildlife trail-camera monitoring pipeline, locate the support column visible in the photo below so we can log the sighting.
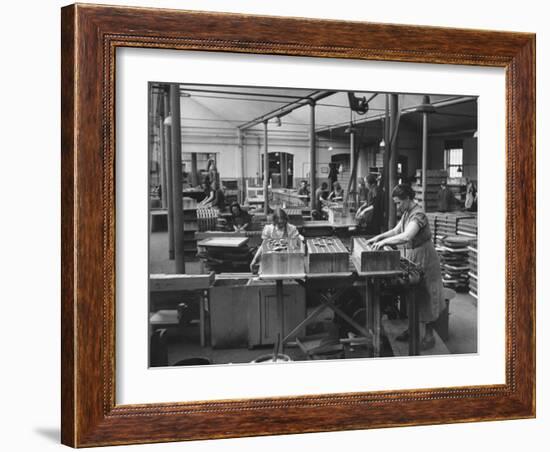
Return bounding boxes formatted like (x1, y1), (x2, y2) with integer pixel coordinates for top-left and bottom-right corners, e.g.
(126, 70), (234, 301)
(158, 93), (168, 209)
(280, 152), (288, 189)
(263, 121), (269, 215)
(190, 153), (198, 187)
(382, 95), (390, 230)
(349, 129), (356, 206)
(422, 111), (428, 209)
(238, 130), (245, 202)
(388, 93), (399, 228)
(170, 84), (185, 273)
(309, 101), (317, 212)
(163, 88), (174, 259)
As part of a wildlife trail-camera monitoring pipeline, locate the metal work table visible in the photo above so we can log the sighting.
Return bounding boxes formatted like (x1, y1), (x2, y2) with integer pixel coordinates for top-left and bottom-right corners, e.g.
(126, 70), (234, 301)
(257, 256), (421, 357)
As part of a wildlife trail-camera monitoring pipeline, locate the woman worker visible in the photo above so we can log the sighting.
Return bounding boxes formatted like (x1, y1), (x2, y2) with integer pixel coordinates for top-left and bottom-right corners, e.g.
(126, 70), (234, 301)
(249, 208), (302, 272)
(229, 202), (251, 232)
(366, 184), (445, 350)
(328, 181), (344, 201)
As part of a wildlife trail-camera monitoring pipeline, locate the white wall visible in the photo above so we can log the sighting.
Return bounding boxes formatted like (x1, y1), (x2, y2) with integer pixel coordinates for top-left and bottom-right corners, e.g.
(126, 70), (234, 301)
(2, 1), (546, 452)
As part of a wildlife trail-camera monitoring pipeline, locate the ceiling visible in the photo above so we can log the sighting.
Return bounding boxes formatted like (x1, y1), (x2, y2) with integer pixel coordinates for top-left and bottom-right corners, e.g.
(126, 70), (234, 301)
(150, 83), (477, 140)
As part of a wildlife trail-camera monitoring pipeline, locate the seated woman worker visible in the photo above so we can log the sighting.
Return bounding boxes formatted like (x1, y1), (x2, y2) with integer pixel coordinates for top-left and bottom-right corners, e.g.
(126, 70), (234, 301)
(230, 202), (251, 232)
(249, 208), (302, 273)
(366, 184), (445, 351)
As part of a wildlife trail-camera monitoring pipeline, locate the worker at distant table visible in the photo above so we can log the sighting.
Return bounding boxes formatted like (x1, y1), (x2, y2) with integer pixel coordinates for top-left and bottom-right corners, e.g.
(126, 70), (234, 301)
(366, 184), (445, 351)
(312, 182), (329, 220)
(230, 202), (251, 232)
(297, 180), (310, 196)
(328, 181), (344, 201)
(355, 174), (384, 234)
(250, 208), (302, 272)
(437, 179), (456, 212)
(200, 181), (226, 211)
(465, 178), (477, 212)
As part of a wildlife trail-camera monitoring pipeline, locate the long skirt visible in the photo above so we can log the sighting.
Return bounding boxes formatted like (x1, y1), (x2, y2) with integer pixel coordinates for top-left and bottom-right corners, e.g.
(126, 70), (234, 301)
(404, 241), (445, 323)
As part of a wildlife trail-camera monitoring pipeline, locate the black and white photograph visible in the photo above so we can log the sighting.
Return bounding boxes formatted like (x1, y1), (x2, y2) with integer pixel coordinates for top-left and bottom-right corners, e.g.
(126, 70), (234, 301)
(148, 83), (479, 367)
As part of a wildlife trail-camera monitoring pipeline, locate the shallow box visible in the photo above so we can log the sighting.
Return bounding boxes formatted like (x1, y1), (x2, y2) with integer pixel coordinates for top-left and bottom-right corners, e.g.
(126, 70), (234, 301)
(352, 237), (401, 273)
(306, 237), (349, 273)
(259, 238), (305, 276)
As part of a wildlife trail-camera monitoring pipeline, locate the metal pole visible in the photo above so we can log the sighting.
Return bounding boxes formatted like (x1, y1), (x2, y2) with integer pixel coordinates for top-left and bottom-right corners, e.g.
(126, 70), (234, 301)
(309, 101), (317, 212)
(238, 130), (245, 202)
(383, 95), (390, 230)
(263, 121), (269, 215)
(388, 94), (398, 228)
(349, 130), (356, 206)
(158, 94), (167, 209)
(170, 84), (185, 273)
(163, 88), (174, 260)
(190, 153), (198, 187)
(422, 111), (428, 210)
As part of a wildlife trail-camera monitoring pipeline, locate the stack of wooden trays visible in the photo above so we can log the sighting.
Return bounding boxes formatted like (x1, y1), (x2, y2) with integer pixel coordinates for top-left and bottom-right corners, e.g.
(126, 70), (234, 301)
(182, 197), (198, 255)
(468, 241), (478, 299)
(196, 237), (253, 273)
(412, 169), (448, 212)
(197, 207), (219, 231)
(439, 235), (472, 292)
(456, 215), (477, 238)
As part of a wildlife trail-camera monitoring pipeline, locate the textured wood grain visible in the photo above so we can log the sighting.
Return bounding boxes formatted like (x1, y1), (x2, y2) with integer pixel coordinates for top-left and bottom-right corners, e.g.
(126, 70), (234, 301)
(61, 3), (536, 447)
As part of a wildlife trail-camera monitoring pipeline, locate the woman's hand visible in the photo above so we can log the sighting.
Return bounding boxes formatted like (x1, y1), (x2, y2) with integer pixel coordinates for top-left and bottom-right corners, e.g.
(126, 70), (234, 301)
(371, 239), (387, 250)
(365, 235), (380, 246)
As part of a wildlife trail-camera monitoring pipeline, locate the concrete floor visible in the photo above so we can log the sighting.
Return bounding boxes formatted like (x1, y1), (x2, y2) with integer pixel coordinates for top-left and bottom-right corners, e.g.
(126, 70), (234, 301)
(150, 230), (478, 366)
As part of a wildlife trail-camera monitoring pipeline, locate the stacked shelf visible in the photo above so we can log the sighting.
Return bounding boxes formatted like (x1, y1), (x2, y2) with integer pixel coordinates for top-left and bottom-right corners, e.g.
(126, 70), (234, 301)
(457, 215), (478, 239)
(439, 235), (472, 292)
(197, 237), (253, 273)
(182, 197), (198, 255)
(412, 169), (448, 212)
(468, 241), (478, 300)
(221, 178), (240, 205)
(197, 207), (219, 231)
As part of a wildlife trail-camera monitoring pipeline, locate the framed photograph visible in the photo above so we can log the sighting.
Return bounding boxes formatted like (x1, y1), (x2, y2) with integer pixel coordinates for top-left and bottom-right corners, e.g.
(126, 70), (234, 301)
(61, 3), (535, 447)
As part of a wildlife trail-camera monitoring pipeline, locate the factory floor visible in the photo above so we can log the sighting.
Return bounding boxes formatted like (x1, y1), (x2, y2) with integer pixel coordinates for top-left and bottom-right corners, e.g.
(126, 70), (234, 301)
(150, 231), (478, 365)
(160, 293), (477, 366)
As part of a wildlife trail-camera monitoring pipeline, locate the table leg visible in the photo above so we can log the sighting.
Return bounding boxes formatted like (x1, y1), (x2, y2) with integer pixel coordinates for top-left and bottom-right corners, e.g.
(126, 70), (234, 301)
(407, 288), (419, 356)
(372, 279), (381, 357)
(276, 279), (284, 353)
(365, 277), (374, 357)
(199, 293), (205, 347)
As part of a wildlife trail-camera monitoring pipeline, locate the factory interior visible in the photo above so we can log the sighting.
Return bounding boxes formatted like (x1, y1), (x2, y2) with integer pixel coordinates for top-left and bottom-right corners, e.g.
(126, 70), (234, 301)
(148, 84), (479, 367)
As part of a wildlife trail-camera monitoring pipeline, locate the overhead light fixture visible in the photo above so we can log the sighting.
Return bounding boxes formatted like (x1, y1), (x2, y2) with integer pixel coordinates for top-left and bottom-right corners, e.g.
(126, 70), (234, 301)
(415, 95), (436, 114)
(328, 145), (334, 152)
(473, 130), (478, 138)
(379, 138), (385, 149)
(275, 116), (282, 127)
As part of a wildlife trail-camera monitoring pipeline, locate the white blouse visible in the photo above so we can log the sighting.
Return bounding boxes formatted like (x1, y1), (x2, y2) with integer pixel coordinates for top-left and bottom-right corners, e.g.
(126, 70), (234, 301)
(261, 223), (300, 240)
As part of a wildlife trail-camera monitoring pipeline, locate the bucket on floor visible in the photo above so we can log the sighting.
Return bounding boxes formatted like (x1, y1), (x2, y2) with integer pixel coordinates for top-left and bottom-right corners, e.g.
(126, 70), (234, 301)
(172, 357), (212, 366)
(252, 353), (291, 363)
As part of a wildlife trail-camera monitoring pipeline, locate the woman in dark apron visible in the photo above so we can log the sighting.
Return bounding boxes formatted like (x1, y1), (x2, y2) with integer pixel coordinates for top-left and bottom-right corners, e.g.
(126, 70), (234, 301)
(366, 184), (445, 350)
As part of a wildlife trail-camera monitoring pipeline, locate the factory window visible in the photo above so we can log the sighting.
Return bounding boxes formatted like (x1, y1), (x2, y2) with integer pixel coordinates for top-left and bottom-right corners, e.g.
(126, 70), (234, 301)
(444, 140), (463, 178)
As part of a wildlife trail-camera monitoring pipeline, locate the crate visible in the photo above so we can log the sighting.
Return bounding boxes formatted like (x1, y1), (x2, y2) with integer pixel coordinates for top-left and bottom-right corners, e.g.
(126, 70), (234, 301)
(306, 237), (349, 273)
(352, 237), (400, 273)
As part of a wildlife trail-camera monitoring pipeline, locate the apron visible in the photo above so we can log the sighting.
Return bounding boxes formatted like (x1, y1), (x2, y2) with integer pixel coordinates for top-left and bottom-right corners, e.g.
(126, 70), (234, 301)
(398, 203), (445, 323)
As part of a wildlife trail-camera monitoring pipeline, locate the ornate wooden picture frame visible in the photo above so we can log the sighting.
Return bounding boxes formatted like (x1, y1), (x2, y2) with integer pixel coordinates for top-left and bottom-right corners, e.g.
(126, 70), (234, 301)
(61, 3), (535, 447)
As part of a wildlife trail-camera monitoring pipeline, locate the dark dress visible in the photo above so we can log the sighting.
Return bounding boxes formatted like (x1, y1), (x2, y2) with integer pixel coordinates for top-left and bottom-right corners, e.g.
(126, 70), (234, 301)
(232, 211), (251, 230)
(212, 188), (226, 211)
(397, 203), (445, 323)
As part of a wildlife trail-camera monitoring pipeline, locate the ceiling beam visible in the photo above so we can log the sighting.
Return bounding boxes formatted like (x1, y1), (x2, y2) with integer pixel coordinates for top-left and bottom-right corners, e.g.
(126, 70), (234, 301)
(238, 91), (337, 131)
